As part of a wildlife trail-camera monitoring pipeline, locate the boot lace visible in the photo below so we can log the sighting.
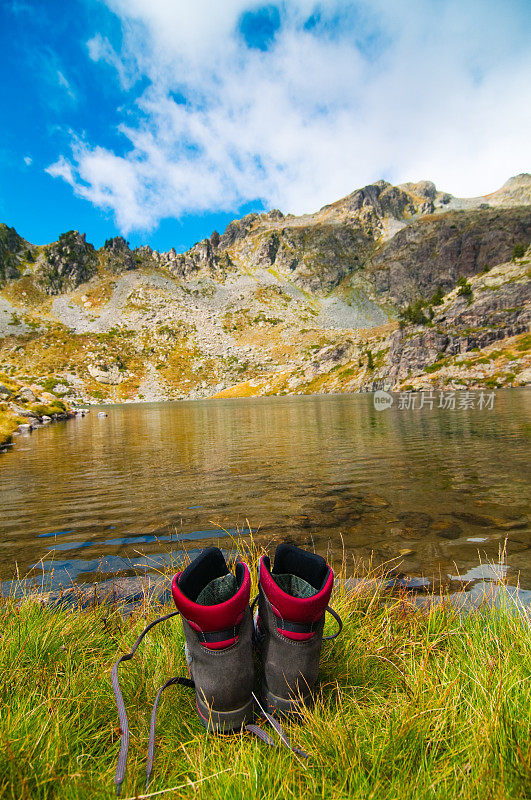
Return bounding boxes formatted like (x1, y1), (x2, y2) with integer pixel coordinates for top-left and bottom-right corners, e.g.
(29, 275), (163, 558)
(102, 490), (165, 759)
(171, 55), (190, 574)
(111, 610), (311, 795)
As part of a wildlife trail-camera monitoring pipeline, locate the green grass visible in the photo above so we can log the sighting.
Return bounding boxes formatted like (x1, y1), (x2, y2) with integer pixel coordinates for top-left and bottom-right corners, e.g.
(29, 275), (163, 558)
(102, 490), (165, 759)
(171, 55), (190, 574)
(0, 548), (529, 800)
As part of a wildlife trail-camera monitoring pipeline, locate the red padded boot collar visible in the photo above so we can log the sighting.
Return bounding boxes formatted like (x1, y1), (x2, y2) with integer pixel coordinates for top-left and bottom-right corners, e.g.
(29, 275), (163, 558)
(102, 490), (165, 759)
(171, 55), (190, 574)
(172, 561), (250, 634)
(258, 555), (333, 624)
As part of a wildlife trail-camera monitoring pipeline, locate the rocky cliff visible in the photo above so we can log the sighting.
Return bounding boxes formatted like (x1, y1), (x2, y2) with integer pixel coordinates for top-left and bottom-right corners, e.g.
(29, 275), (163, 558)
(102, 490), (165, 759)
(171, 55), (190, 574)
(368, 207), (531, 305)
(0, 175), (529, 403)
(36, 230), (98, 294)
(0, 224), (34, 285)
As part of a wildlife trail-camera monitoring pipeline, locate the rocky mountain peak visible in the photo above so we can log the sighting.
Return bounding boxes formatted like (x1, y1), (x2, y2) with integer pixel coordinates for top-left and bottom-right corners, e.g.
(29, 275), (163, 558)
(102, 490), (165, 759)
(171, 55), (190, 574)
(0, 174), (528, 406)
(103, 236), (129, 252)
(501, 173), (530, 189)
(265, 208), (284, 221)
(218, 213), (260, 250)
(323, 179), (423, 224)
(102, 235), (137, 272)
(36, 230), (98, 294)
(488, 173), (531, 206)
(399, 180), (437, 200)
(0, 174), (528, 302)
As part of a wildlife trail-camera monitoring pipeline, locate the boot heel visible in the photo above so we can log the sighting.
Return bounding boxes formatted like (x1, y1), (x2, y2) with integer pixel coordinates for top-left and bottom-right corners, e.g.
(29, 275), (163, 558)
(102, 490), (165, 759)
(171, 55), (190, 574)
(196, 697), (254, 732)
(264, 688), (310, 718)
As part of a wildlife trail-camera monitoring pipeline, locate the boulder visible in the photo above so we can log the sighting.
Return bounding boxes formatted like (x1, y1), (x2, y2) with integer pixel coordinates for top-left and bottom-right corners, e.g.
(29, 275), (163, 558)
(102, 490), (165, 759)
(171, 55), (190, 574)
(0, 383), (13, 399)
(363, 494), (390, 509)
(17, 387), (36, 402)
(10, 403), (37, 418)
(88, 362), (125, 385)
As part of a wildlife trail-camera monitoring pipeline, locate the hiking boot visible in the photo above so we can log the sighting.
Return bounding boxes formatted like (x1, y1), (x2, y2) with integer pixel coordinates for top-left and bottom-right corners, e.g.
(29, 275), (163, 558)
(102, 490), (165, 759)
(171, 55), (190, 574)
(171, 547), (254, 732)
(255, 543), (337, 716)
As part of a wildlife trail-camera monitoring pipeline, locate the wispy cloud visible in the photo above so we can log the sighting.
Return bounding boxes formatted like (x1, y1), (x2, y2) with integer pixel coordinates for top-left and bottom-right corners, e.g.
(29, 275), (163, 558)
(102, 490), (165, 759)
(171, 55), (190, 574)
(56, 70), (77, 101)
(86, 32), (139, 91)
(47, 0), (531, 233)
(46, 155), (75, 185)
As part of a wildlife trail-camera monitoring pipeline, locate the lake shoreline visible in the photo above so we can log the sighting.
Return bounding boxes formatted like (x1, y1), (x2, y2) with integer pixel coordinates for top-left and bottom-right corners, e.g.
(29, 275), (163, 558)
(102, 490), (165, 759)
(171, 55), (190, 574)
(2, 384), (529, 453)
(0, 371), (80, 451)
(5, 567), (530, 616)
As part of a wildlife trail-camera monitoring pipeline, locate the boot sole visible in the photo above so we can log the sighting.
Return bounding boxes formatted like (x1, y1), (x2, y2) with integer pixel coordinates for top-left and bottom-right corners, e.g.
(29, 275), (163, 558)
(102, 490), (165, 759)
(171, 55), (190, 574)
(264, 688), (312, 718)
(196, 696), (254, 733)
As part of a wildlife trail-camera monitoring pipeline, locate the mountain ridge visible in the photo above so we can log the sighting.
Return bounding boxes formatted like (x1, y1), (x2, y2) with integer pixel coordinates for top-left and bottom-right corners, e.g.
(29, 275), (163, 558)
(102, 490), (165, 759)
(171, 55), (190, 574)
(0, 174), (529, 406)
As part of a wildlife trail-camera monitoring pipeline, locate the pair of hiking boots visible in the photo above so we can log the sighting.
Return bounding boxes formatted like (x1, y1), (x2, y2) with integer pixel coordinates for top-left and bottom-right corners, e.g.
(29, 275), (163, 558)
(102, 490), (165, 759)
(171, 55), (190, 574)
(112, 543), (341, 794)
(173, 542), (339, 728)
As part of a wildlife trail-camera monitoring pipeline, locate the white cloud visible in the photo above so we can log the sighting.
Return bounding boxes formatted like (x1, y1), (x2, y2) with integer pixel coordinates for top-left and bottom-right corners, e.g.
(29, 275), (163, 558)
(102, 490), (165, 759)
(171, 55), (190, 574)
(48, 0), (531, 232)
(56, 70), (77, 101)
(86, 33), (139, 91)
(46, 155), (75, 186)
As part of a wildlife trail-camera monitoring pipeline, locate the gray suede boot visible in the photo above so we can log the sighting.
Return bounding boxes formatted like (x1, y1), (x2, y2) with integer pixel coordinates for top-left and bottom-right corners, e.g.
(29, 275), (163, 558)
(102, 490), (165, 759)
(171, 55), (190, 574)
(171, 547), (254, 732)
(255, 543), (341, 716)
(111, 546), (311, 794)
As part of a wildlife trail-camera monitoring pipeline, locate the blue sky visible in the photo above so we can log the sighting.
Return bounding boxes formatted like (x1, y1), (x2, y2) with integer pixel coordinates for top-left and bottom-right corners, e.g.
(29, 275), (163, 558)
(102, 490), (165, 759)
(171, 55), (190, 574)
(1, 0), (529, 253)
(0, 0), (265, 251)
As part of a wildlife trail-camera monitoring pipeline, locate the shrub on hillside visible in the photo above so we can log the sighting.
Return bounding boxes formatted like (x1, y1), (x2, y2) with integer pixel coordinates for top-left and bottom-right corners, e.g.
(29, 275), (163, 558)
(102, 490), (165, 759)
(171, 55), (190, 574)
(512, 243), (526, 260)
(457, 276), (473, 300)
(429, 285), (445, 306)
(400, 299), (429, 326)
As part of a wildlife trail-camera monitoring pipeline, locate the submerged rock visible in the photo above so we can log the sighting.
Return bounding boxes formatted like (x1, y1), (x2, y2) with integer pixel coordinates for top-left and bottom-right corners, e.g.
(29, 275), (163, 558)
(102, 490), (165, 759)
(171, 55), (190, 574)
(363, 494), (390, 509)
(433, 520), (463, 539)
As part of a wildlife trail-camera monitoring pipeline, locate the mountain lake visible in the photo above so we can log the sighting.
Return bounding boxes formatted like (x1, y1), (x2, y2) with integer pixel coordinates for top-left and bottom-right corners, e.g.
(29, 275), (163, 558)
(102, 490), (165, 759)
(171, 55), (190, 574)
(1, 391), (529, 596)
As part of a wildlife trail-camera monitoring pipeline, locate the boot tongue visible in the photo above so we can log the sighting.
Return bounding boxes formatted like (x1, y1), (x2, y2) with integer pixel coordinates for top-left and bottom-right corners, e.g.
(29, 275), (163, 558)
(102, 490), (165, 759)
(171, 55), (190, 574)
(272, 573), (317, 599)
(196, 573), (238, 605)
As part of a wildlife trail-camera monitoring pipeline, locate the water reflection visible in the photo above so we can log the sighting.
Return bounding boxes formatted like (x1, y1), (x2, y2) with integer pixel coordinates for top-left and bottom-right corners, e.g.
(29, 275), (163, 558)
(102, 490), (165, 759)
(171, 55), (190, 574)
(0, 391), (529, 590)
